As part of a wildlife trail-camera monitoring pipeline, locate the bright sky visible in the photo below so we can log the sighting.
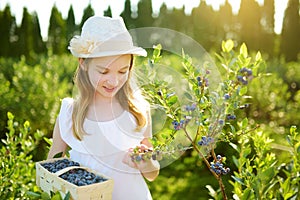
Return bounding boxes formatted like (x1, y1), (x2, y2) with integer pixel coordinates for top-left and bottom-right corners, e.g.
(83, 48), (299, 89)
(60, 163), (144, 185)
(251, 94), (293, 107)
(0, 0), (288, 39)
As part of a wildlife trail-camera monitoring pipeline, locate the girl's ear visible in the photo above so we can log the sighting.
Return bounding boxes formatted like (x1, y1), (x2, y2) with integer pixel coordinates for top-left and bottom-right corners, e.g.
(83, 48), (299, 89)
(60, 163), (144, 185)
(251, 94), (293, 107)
(78, 58), (87, 71)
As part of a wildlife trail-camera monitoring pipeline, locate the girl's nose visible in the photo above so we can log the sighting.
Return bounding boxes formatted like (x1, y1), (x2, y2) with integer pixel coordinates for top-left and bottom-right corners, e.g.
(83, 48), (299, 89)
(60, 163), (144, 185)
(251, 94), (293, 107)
(105, 76), (118, 86)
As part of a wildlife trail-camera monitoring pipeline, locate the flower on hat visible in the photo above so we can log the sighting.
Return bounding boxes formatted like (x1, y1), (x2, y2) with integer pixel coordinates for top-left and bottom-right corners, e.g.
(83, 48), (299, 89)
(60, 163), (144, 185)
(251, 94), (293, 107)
(68, 36), (98, 55)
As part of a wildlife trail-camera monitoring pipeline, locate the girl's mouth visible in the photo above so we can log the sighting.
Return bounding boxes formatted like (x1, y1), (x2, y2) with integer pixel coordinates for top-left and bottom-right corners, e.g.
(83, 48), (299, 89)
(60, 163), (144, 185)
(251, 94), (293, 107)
(103, 86), (116, 93)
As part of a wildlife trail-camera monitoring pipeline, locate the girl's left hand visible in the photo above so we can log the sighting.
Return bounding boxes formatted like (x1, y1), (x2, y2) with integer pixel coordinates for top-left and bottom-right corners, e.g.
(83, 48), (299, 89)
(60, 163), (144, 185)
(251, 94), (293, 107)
(122, 144), (155, 172)
(123, 143), (160, 181)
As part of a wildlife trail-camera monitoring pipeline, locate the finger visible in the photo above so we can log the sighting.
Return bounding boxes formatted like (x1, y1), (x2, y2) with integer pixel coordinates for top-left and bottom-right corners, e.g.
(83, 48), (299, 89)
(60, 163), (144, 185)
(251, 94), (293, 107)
(140, 144), (147, 151)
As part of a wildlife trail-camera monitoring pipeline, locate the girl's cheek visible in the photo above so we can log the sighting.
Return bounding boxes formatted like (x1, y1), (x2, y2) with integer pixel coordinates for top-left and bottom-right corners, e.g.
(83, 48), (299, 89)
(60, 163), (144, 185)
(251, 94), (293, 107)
(121, 73), (129, 81)
(120, 77), (128, 86)
(91, 76), (103, 88)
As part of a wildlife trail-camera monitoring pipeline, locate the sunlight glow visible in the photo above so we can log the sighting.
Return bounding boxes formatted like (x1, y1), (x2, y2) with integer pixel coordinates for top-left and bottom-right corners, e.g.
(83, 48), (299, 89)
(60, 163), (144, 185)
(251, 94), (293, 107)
(0, 0), (289, 38)
(205, 0), (288, 34)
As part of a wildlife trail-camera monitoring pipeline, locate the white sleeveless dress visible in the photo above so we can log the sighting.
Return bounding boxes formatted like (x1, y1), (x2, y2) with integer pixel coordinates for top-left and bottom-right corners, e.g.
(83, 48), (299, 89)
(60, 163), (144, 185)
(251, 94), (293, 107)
(58, 97), (152, 200)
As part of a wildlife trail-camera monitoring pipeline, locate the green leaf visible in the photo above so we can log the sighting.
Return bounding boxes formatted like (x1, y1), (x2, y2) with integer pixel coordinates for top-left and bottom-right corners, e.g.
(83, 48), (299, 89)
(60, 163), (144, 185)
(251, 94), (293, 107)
(7, 112), (14, 120)
(289, 126), (297, 136)
(240, 118), (248, 129)
(167, 96), (178, 106)
(242, 147), (251, 158)
(205, 185), (217, 197)
(26, 191), (41, 199)
(232, 156), (240, 168)
(259, 167), (275, 182)
(263, 181), (278, 196)
(229, 124), (236, 134)
(1, 138), (8, 145)
(152, 44), (162, 63)
(222, 39), (234, 53)
(63, 192), (71, 200)
(24, 120), (30, 129)
(215, 53), (224, 63)
(252, 66), (258, 77)
(231, 175), (245, 185)
(44, 137), (53, 146)
(255, 51), (262, 61)
(41, 192), (51, 200)
(51, 192), (62, 200)
(50, 191), (55, 197)
(239, 86), (247, 96)
(241, 188), (253, 200)
(54, 152), (63, 158)
(284, 193), (295, 199)
(229, 142), (240, 153)
(296, 142), (300, 153)
(282, 177), (291, 193)
(240, 43), (248, 58)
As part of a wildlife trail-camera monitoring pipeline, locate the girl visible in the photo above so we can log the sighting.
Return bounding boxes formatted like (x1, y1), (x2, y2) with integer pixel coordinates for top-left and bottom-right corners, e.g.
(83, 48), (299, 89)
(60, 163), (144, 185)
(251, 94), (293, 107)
(47, 16), (159, 200)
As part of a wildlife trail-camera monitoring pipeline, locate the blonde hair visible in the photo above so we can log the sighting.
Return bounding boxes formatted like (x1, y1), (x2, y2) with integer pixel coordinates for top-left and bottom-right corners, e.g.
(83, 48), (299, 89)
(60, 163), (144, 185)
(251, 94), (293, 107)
(72, 55), (146, 140)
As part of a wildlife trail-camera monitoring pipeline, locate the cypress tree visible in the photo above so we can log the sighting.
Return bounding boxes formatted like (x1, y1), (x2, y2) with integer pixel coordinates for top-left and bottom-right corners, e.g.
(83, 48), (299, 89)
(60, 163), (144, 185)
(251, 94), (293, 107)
(238, 0), (263, 51)
(191, 1), (215, 50)
(48, 5), (67, 55)
(66, 6), (77, 42)
(79, 3), (95, 30)
(134, 0), (154, 48)
(168, 7), (187, 33)
(191, 2), (204, 45)
(18, 8), (33, 58)
(136, 0), (154, 27)
(104, 6), (112, 17)
(261, 0), (275, 56)
(120, 0), (134, 28)
(155, 3), (168, 28)
(261, 0), (275, 35)
(218, 0), (234, 40)
(32, 12), (47, 54)
(281, 0), (300, 61)
(0, 5), (15, 57)
(9, 16), (18, 57)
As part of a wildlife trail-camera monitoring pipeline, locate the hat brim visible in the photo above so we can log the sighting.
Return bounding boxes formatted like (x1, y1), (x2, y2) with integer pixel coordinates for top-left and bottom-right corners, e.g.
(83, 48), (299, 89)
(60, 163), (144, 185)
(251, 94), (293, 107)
(72, 47), (147, 58)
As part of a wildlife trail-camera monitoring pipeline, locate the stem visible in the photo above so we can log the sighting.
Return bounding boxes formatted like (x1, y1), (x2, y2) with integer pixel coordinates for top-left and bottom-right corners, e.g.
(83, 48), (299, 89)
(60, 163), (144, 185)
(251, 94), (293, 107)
(236, 124), (260, 137)
(183, 127), (228, 200)
(193, 124), (202, 144)
(211, 148), (227, 200)
(211, 148), (217, 161)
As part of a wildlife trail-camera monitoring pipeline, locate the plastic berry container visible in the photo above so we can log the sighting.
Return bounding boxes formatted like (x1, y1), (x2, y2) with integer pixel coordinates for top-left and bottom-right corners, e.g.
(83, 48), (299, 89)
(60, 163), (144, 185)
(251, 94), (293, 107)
(36, 158), (114, 200)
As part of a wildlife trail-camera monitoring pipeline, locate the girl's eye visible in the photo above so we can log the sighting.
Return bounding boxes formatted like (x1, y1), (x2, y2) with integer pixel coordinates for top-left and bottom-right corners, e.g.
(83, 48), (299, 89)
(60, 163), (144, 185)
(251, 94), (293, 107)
(98, 71), (107, 74)
(119, 71), (128, 74)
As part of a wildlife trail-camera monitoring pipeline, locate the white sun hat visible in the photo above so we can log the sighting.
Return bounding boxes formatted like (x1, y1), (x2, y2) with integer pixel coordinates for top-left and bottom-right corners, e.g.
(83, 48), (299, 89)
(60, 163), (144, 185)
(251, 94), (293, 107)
(68, 16), (147, 58)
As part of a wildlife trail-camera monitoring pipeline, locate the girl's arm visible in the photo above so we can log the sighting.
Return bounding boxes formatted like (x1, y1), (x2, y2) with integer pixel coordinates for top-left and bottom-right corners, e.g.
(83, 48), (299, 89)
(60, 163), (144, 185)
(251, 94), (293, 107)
(47, 118), (68, 159)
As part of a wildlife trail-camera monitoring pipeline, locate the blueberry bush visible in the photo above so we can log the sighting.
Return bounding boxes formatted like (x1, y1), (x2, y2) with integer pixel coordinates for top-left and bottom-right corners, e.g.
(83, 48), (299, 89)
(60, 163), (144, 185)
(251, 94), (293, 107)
(133, 41), (263, 199)
(0, 112), (43, 199)
(134, 41), (300, 199)
(0, 54), (76, 140)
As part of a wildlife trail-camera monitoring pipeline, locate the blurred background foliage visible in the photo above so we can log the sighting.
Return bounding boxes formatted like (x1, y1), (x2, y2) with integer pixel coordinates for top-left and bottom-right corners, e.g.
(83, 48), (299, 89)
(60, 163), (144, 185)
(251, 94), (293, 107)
(0, 0), (300, 199)
(0, 0), (299, 61)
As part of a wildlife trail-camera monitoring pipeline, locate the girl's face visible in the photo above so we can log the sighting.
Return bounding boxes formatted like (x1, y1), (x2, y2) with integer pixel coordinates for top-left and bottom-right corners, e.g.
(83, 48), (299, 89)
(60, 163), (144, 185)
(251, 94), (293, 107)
(85, 54), (131, 100)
